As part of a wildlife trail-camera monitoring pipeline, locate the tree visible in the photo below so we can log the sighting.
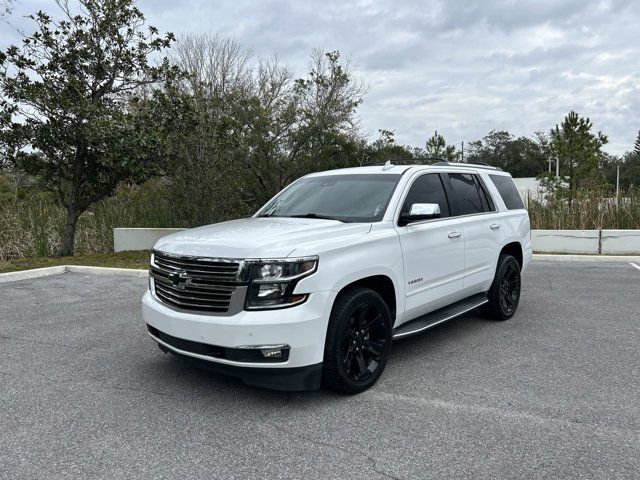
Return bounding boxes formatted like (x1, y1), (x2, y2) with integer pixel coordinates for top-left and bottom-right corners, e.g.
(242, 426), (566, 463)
(424, 130), (456, 162)
(166, 33), (253, 225)
(549, 111), (608, 191)
(466, 130), (547, 177)
(1, 0), (13, 16)
(0, 0), (179, 256)
(365, 129), (415, 165)
(635, 130), (640, 156)
(240, 50), (366, 206)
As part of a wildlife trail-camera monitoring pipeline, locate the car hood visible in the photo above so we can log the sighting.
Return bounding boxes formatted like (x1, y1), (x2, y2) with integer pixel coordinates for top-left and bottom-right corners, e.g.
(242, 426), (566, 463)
(153, 217), (372, 258)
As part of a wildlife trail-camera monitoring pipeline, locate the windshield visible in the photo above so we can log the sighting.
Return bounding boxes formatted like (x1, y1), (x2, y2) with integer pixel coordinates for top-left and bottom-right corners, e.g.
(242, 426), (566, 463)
(258, 174), (402, 223)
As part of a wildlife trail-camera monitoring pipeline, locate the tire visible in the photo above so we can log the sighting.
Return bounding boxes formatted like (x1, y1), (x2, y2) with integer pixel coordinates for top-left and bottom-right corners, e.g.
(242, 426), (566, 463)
(483, 254), (521, 321)
(322, 287), (393, 394)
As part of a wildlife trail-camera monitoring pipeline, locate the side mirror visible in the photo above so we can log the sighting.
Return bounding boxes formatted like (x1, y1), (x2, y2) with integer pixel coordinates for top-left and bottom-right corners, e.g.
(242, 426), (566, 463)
(399, 203), (441, 226)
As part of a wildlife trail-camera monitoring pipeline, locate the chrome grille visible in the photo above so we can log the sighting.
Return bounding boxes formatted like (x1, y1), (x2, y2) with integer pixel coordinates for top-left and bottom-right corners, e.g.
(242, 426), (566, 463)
(150, 251), (243, 313)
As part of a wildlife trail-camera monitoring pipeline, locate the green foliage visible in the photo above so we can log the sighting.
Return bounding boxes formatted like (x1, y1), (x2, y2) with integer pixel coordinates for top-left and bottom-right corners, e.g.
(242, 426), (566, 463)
(240, 50), (365, 206)
(164, 42), (366, 216)
(0, 0), (180, 255)
(424, 130), (457, 162)
(467, 130), (547, 177)
(364, 129), (415, 165)
(549, 111), (608, 192)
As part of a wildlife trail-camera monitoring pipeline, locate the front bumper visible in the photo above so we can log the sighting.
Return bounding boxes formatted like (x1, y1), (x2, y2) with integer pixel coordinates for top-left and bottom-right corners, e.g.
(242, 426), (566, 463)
(141, 290), (334, 389)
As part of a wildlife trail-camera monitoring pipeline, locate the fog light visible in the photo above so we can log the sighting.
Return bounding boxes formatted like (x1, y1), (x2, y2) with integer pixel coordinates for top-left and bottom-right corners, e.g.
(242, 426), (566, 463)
(260, 347), (283, 359)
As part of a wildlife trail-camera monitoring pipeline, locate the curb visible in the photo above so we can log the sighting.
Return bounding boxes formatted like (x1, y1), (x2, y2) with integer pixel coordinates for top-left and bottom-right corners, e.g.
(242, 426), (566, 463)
(0, 265), (149, 284)
(532, 254), (640, 262)
(0, 265), (68, 284)
(66, 265), (149, 277)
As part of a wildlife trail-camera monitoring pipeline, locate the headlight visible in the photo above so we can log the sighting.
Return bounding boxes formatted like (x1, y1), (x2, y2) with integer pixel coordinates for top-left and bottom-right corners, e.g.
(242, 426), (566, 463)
(245, 257), (318, 310)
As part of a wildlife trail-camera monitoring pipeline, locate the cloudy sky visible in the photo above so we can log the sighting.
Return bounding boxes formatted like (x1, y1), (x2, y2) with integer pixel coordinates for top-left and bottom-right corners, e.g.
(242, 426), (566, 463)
(2, 0), (638, 155)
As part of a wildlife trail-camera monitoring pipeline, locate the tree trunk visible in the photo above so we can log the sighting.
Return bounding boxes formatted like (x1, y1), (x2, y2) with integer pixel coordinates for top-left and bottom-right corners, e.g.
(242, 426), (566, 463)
(57, 206), (81, 257)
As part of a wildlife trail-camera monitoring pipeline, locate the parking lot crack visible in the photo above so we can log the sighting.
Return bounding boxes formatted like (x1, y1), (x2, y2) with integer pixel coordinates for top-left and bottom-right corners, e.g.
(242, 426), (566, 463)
(261, 418), (401, 479)
(374, 391), (640, 439)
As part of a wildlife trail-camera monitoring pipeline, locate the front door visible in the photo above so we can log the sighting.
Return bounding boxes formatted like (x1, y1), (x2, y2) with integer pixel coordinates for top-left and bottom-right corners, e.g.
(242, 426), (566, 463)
(395, 173), (465, 323)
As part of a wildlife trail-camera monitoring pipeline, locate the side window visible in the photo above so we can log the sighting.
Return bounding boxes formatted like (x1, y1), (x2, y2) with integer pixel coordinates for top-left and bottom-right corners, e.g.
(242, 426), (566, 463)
(447, 173), (485, 216)
(490, 175), (525, 210)
(401, 174), (450, 218)
(476, 177), (495, 212)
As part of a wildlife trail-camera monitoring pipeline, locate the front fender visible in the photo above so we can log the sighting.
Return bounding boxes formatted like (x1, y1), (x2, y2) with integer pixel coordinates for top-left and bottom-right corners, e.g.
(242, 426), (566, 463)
(292, 226), (405, 322)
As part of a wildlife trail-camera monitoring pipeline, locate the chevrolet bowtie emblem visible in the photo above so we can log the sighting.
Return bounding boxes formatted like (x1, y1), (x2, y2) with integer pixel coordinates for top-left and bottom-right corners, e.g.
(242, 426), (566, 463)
(167, 270), (192, 290)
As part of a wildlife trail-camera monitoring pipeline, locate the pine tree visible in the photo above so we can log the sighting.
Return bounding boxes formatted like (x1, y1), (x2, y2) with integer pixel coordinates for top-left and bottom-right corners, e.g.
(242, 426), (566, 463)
(549, 111), (608, 191)
(425, 131), (457, 162)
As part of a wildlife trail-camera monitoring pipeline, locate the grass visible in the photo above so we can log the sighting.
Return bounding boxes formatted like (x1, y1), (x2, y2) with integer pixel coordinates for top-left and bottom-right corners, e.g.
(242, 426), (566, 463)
(0, 178), (181, 260)
(0, 250), (151, 274)
(527, 187), (640, 230)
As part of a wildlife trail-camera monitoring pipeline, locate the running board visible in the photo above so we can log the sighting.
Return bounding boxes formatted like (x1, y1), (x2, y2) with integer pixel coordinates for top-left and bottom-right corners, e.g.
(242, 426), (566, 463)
(393, 293), (488, 339)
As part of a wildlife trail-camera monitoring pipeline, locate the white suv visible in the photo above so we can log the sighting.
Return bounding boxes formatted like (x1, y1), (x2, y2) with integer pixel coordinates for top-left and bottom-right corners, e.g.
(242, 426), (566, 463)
(142, 162), (532, 393)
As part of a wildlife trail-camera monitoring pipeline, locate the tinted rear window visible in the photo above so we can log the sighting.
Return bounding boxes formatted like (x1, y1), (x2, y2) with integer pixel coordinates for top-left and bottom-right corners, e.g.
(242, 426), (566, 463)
(490, 175), (525, 210)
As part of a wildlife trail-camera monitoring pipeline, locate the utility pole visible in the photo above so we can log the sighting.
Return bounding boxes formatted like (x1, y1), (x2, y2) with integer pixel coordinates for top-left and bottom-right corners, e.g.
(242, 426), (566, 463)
(460, 141), (464, 162)
(555, 157), (560, 178)
(616, 164), (620, 202)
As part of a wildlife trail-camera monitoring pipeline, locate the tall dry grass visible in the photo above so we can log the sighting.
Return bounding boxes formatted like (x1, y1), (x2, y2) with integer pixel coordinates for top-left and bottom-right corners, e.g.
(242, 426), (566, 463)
(527, 188), (640, 230)
(0, 180), (181, 260)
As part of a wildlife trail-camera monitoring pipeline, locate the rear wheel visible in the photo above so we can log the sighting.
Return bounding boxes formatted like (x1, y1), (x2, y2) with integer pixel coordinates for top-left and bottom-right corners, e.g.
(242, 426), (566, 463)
(483, 254), (521, 321)
(322, 288), (392, 394)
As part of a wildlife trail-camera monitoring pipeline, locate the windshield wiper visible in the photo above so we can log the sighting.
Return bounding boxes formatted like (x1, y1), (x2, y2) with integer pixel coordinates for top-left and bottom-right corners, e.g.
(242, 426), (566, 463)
(287, 213), (352, 223)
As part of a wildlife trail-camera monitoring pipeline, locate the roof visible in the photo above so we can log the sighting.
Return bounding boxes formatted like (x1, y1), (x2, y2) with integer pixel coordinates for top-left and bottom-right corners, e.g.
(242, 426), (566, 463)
(306, 162), (511, 178)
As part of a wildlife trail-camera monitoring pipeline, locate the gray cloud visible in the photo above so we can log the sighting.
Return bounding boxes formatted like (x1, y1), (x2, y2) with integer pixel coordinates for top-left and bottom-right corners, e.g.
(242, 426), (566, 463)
(2, 0), (638, 154)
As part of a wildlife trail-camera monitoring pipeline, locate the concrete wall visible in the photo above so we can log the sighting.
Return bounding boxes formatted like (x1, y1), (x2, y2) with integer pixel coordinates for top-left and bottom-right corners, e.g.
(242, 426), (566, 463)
(512, 177), (542, 205)
(601, 230), (640, 255)
(113, 227), (640, 254)
(531, 230), (600, 254)
(114, 228), (185, 252)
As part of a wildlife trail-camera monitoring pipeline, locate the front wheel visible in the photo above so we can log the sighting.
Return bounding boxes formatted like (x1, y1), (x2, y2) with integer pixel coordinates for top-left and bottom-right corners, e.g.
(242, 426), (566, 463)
(483, 254), (521, 321)
(322, 288), (393, 394)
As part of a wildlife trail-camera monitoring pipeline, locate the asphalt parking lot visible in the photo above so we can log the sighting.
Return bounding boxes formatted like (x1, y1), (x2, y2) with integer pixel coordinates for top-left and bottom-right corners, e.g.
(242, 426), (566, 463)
(1, 260), (640, 479)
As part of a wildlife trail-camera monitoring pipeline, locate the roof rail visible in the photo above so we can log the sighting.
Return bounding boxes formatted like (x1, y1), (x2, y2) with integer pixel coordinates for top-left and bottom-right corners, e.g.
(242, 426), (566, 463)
(431, 161), (503, 171)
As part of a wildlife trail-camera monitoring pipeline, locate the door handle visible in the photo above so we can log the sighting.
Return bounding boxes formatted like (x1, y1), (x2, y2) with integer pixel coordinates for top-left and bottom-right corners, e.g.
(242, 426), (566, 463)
(490, 224), (501, 230)
(448, 231), (462, 238)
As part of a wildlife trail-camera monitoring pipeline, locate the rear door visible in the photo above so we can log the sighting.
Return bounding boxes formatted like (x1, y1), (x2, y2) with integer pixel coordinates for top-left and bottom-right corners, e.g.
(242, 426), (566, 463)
(444, 172), (502, 295)
(395, 172), (465, 322)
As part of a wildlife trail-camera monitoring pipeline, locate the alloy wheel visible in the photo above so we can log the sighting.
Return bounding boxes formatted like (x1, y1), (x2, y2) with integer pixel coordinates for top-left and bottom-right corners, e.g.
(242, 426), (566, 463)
(340, 303), (388, 382)
(499, 261), (520, 315)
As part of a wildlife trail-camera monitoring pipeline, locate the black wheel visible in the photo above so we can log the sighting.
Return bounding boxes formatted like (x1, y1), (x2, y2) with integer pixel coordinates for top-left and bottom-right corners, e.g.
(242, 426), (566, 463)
(483, 254), (521, 321)
(322, 288), (393, 394)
